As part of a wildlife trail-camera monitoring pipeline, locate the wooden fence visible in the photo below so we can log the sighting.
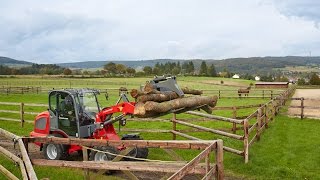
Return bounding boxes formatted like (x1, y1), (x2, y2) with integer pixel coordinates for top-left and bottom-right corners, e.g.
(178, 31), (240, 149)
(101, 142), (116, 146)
(0, 85), (284, 99)
(0, 102), (47, 127)
(0, 101), (263, 126)
(0, 128), (37, 180)
(24, 136), (224, 180)
(1, 128), (224, 180)
(122, 86), (296, 163)
(0, 86), (42, 94)
(0, 86), (295, 164)
(202, 89), (283, 99)
(288, 97), (320, 119)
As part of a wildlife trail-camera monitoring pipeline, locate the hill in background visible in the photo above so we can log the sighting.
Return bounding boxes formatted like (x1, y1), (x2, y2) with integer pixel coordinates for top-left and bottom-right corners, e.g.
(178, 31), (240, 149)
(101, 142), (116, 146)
(0, 56), (32, 67)
(1, 56), (320, 75)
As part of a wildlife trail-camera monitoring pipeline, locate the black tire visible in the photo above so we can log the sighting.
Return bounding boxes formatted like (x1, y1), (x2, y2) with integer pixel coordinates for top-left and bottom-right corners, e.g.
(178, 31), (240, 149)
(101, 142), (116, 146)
(122, 136), (149, 161)
(43, 134), (68, 160)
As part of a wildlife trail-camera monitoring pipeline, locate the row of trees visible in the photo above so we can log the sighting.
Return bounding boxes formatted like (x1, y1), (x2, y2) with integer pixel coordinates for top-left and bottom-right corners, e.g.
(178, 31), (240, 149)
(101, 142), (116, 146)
(101, 61), (219, 77)
(140, 61), (218, 77)
(297, 73), (320, 85)
(0, 64), (64, 75)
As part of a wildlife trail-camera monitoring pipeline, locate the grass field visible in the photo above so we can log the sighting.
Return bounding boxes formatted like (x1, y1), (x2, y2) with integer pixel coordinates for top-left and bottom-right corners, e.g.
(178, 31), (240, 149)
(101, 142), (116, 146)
(0, 76), (319, 179)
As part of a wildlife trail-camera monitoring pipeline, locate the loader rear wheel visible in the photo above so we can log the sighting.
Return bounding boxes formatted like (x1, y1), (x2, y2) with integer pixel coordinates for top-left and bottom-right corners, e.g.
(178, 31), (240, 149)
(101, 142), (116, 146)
(89, 146), (118, 174)
(89, 146), (118, 161)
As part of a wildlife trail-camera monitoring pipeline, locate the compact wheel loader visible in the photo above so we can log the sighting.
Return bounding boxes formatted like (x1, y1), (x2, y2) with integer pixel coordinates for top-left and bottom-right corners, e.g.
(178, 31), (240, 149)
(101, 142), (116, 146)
(30, 76), (184, 162)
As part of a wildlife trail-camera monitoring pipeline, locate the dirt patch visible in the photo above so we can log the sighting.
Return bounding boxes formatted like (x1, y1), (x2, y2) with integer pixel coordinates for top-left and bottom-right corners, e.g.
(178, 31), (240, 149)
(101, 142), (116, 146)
(288, 89), (320, 119)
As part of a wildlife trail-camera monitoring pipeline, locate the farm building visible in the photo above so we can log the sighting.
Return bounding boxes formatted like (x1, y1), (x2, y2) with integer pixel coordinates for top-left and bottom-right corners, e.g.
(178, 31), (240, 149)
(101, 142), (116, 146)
(232, 74), (240, 79)
(255, 82), (289, 88)
(255, 76), (260, 81)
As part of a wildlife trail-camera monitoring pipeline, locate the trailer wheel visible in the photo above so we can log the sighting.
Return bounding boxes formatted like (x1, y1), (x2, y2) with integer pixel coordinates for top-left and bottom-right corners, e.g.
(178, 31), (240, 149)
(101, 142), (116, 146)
(122, 136), (149, 160)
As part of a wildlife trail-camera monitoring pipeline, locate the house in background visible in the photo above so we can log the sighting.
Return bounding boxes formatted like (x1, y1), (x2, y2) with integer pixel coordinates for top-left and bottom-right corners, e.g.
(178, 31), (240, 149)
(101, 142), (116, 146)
(232, 74), (240, 79)
(255, 76), (261, 81)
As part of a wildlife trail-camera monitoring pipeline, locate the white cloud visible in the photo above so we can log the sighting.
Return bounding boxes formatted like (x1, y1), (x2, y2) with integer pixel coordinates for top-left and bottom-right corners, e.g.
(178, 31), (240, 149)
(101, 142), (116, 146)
(0, 0), (320, 63)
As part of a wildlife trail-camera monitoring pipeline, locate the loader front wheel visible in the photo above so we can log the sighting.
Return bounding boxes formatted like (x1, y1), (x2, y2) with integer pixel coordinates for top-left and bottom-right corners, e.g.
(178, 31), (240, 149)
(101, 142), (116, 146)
(43, 143), (66, 160)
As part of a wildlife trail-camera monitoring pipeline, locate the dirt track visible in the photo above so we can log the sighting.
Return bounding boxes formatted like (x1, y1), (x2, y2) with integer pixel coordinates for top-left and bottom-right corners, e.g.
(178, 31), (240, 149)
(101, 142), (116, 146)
(288, 89), (320, 119)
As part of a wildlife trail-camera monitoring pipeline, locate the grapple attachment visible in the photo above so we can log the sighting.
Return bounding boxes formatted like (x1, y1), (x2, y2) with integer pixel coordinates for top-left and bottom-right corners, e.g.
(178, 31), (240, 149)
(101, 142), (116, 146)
(148, 75), (184, 97)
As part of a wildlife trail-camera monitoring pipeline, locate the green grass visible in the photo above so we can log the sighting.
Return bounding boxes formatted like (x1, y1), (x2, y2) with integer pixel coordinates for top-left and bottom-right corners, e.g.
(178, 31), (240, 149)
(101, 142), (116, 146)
(225, 115), (320, 179)
(0, 76), (254, 90)
(1, 115), (319, 179)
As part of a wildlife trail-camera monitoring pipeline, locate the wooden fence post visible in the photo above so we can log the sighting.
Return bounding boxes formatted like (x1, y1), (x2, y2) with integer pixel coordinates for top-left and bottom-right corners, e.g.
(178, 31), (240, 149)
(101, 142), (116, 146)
(218, 90), (221, 99)
(232, 106), (237, 134)
(215, 139), (224, 180)
(262, 90), (265, 99)
(257, 109), (262, 141)
(300, 97), (304, 119)
(270, 90), (273, 99)
(205, 151), (210, 180)
(265, 105), (269, 129)
(82, 147), (90, 180)
(172, 113), (177, 140)
(243, 119), (249, 163)
(17, 138), (38, 180)
(20, 103), (24, 127)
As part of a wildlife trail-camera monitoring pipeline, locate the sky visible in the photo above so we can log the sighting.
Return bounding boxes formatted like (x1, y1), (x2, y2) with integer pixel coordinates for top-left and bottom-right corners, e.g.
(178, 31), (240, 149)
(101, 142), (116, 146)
(0, 0), (320, 64)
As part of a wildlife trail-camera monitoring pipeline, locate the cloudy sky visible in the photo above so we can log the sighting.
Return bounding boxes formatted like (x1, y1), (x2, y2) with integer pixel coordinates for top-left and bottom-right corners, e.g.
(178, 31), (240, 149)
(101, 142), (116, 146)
(0, 0), (320, 64)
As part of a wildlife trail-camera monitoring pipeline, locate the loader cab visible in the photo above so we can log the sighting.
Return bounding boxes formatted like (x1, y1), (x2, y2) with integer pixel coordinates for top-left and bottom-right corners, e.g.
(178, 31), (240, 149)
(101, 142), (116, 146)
(48, 89), (101, 138)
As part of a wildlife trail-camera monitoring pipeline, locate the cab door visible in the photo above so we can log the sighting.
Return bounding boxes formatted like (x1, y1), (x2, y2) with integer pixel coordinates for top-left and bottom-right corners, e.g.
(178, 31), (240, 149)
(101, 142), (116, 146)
(49, 91), (78, 137)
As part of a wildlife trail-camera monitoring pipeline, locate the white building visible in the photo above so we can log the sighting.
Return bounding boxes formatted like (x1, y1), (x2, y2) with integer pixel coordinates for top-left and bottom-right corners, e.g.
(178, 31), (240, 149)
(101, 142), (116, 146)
(232, 74), (240, 79)
(255, 76), (261, 81)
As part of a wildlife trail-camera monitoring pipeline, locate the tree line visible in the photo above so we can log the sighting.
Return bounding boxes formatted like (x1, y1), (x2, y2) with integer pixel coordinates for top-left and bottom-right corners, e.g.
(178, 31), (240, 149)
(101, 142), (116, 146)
(101, 61), (218, 77)
(1, 61), (320, 85)
(0, 64), (64, 75)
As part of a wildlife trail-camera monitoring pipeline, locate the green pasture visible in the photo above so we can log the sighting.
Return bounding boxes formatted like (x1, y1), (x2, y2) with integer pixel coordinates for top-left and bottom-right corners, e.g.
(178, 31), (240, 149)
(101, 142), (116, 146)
(0, 77), (319, 179)
(0, 75), (254, 90)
